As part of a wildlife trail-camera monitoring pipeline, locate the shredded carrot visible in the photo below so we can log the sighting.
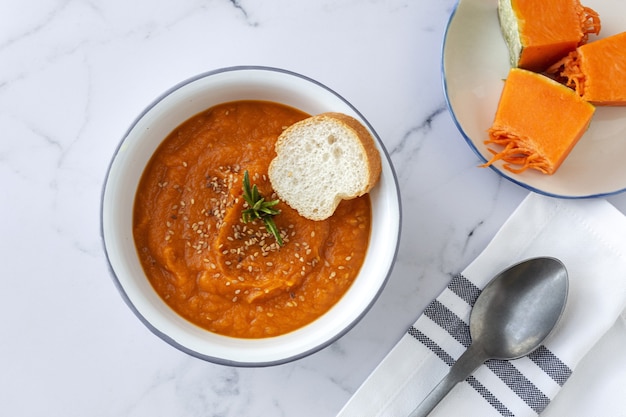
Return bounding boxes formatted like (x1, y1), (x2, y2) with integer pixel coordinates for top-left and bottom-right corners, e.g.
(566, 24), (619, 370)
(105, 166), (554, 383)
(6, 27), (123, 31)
(482, 130), (551, 174)
(578, 6), (602, 44)
(547, 51), (585, 96)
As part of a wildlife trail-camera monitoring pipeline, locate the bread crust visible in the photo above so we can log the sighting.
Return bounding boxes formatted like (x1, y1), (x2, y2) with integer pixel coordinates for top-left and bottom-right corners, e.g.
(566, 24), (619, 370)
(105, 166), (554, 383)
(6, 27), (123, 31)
(269, 112), (382, 220)
(319, 113), (382, 191)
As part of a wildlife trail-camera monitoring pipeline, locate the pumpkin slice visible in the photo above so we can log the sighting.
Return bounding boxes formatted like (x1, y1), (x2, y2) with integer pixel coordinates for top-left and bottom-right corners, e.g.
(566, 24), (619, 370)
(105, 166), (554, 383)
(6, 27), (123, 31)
(498, 0), (601, 72)
(547, 31), (626, 105)
(483, 68), (595, 175)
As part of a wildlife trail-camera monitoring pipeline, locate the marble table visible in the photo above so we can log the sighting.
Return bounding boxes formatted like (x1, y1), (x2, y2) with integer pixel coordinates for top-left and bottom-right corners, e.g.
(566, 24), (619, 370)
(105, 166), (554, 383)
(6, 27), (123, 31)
(2, 1), (625, 416)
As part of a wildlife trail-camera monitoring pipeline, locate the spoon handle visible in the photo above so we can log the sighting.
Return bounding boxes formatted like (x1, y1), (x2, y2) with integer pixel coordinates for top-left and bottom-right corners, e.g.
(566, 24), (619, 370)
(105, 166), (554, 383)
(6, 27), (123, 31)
(408, 343), (486, 417)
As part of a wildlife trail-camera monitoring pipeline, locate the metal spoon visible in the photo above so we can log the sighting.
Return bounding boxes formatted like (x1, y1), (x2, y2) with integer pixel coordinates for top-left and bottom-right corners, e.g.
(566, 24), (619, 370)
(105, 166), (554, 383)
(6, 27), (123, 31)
(409, 257), (568, 417)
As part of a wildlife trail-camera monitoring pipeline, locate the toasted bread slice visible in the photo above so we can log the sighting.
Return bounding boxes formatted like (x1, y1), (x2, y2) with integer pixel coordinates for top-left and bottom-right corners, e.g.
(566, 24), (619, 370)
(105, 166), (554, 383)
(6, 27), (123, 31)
(268, 112), (381, 221)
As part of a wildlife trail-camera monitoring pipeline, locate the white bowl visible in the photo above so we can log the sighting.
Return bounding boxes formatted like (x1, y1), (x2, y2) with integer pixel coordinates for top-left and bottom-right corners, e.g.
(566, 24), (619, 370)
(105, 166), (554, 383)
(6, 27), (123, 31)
(101, 66), (401, 366)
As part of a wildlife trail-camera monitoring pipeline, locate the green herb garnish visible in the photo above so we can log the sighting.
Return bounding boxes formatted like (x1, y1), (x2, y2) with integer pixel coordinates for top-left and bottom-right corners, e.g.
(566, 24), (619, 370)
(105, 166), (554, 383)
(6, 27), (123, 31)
(241, 170), (283, 246)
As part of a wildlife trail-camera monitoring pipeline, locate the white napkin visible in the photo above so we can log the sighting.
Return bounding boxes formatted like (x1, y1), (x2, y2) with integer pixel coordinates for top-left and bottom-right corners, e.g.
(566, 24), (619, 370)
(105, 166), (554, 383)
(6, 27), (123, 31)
(338, 193), (626, 417)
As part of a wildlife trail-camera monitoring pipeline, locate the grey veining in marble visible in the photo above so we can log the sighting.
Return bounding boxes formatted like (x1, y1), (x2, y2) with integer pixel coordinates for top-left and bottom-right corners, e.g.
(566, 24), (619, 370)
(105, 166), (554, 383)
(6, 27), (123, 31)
(2, 0), (626, 416)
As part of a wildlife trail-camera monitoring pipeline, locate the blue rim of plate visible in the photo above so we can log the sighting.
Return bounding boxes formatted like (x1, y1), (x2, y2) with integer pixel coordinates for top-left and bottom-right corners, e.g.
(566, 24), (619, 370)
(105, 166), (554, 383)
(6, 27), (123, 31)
(440, 1), (626, 200)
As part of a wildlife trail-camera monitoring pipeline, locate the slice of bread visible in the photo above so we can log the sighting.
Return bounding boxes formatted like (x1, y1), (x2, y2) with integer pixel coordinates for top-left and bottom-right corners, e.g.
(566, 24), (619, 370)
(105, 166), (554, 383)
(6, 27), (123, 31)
(268, 112), (382, 221)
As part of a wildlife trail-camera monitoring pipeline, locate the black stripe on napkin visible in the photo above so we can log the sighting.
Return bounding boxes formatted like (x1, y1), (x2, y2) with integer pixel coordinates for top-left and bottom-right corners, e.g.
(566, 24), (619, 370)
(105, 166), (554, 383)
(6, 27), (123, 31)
(528, 346), (572, 386)
(408, 326), (455, 367)
(447, 274), (572, 386)
(467, 375), (515, 417)
(423, 300), (471, 347)
(413, 274), (570, 414)
(447, 273), (482, 306)
(486, 360), (551, 414)
(408, 326), (514, 417)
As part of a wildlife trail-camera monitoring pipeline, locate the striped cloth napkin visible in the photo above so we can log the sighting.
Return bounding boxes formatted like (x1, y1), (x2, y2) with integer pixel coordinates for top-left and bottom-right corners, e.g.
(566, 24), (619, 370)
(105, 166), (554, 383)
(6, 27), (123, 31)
(338, 193), (626, 417)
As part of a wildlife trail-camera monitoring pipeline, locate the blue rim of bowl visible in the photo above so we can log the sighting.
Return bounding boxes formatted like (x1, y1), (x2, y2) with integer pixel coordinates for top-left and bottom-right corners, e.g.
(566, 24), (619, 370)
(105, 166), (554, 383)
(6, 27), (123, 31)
(100, 65), (402, 367)
(440, 1), (626, 200)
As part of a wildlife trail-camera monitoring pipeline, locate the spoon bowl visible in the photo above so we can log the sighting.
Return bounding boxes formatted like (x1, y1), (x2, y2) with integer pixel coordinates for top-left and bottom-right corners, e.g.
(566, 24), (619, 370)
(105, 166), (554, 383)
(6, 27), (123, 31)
(409, 257), (568, 417)
(471, 257), (569, 359)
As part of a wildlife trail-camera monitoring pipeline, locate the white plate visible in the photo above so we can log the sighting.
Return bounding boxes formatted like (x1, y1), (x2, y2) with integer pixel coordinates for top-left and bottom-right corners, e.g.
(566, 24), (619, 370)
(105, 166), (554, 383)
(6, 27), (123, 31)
(442, 0), (626, 198)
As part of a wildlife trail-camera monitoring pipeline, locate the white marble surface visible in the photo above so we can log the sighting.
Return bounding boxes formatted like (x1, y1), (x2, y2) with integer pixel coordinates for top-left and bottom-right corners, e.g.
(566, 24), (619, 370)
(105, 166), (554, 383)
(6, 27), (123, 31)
(2, 1), (625, 416)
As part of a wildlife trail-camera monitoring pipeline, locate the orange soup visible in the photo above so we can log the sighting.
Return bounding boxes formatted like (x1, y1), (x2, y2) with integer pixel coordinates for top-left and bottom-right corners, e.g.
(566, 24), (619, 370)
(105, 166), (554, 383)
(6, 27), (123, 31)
(133, 101), (371, 338)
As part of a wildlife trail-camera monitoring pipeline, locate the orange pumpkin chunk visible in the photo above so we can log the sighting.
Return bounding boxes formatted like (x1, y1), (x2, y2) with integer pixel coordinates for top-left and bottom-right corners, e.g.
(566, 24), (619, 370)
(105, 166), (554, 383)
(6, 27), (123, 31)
(499, 0), (601, 72)
(548, 31), (626, 105)
(483, 68), (595, 175)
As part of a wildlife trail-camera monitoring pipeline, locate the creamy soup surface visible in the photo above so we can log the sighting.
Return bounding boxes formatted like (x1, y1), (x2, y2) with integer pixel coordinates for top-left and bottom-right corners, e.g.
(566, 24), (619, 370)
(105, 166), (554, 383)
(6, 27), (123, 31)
(133, 100), (371, 338)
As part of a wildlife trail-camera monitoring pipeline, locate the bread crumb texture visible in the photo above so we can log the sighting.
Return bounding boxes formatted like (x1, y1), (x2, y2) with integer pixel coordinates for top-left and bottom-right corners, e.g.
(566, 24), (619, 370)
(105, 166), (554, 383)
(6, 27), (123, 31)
(268, 113), (381, 221)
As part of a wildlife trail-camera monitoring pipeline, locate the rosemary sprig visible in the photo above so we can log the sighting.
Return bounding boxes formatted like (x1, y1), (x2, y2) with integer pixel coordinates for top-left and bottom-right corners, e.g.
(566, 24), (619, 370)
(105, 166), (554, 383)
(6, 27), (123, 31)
(241, 170), (283, 246)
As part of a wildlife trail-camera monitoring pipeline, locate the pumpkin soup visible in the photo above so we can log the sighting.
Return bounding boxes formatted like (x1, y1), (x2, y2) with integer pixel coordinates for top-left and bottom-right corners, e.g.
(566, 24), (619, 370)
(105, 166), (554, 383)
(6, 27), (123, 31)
(133, 101), (372, 338)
